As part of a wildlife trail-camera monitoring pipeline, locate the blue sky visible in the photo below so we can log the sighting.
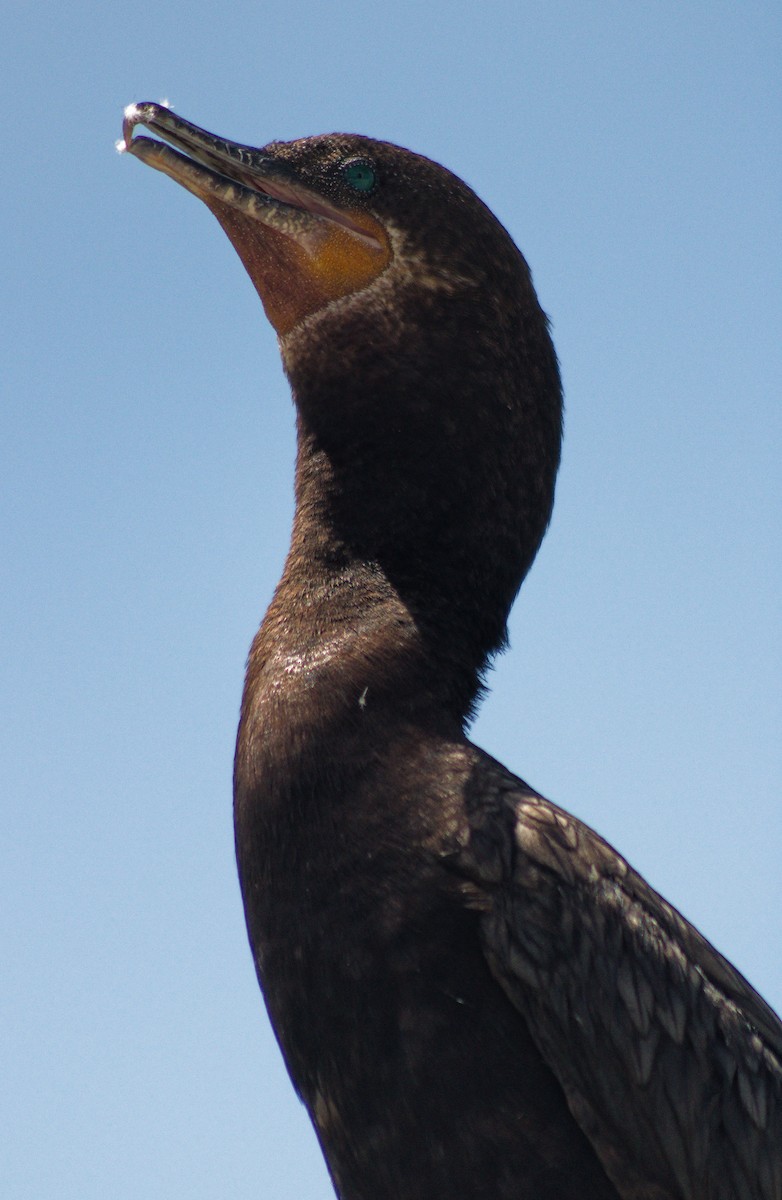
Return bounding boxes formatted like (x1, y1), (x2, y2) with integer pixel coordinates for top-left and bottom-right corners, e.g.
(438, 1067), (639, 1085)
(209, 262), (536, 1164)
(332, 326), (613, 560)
(3, 3), (780, 1197)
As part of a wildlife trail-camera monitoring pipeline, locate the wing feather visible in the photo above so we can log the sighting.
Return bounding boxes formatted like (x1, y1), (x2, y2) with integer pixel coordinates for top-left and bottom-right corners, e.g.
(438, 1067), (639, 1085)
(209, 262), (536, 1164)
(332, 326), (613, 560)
(456, 756), (782, 1200)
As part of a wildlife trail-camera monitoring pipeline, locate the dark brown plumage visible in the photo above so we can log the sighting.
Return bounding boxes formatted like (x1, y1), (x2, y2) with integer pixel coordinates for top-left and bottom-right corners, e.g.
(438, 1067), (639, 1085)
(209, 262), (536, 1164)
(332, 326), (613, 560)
(123, 103), (782, 1200)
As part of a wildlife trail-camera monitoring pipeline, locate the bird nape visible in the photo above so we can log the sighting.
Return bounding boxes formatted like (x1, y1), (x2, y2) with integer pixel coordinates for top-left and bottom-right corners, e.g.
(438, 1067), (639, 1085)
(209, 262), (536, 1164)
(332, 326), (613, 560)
(122, 103), (782, 1200)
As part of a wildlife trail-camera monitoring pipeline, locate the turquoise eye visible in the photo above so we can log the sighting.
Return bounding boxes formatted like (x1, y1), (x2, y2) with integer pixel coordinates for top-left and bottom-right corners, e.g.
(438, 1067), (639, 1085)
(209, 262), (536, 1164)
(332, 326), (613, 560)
(342, 158), (377, 192)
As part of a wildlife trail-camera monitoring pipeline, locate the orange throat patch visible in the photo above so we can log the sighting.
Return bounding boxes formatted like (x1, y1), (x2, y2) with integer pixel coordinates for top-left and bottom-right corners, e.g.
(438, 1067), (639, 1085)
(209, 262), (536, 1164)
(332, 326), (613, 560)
(206, 200), (391, 335)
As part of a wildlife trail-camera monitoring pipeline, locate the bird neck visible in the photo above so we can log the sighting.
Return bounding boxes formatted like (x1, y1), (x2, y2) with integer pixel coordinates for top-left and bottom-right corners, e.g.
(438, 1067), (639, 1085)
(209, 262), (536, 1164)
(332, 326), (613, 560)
(237, 275), (562, 784)
(233, 511), (465, 816)
(283, 412), (516, 718)
(243, 471), (478, 731)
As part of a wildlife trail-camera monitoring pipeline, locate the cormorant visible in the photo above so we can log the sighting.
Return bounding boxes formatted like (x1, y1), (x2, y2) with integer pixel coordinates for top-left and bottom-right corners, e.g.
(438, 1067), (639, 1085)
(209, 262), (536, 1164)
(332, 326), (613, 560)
(122, 102), (782, 1200)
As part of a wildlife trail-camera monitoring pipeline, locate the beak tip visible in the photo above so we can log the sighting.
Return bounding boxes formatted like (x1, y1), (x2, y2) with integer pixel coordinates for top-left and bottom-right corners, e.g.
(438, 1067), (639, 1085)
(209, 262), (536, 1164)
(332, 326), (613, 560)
(122, 99), (174, 151)
(122, 102), (143, 150)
